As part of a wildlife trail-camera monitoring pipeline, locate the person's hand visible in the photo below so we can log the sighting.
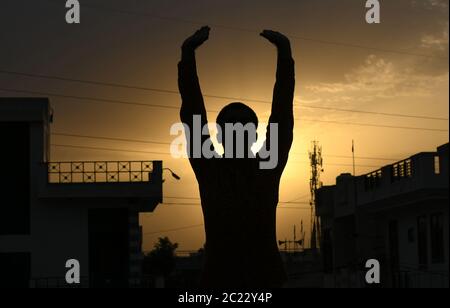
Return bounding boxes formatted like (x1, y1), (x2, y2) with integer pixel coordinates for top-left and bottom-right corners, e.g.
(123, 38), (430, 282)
(182, 26), (210, 51)
(260, 30), (291, 50)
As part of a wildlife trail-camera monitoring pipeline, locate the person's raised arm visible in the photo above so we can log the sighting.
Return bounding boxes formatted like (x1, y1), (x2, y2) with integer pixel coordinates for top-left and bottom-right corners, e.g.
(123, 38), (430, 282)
(178, 27), (211, 168)
(260, 30), (295, 173)
(178, 26), (210, 127)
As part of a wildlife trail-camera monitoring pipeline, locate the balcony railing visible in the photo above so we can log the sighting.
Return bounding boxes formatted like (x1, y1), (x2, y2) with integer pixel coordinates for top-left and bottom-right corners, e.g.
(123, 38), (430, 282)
(364, 169), (383, 191)
(48, 161), (154, 184)
(391, 158), (413, 182)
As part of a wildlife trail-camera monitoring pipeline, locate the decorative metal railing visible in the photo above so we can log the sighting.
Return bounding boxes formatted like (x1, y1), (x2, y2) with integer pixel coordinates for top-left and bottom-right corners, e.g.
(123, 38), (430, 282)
(48, 161), (154, 184)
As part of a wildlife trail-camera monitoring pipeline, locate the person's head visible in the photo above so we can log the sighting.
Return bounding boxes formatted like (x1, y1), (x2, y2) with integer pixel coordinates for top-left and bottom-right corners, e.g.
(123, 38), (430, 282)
(216, 102), (258, 158)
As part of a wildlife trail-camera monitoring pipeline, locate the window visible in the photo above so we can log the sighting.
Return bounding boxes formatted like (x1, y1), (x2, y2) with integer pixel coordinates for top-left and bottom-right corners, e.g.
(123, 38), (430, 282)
(434, 156), (441, 175)
(417, 216), (428, 269)
(430, 213), (445, 264)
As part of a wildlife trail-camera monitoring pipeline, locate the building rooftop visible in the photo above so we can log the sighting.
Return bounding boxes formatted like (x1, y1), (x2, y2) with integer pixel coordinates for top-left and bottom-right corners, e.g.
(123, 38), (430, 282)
(316, 143), (448, 215)
(1, 97), (163, 211)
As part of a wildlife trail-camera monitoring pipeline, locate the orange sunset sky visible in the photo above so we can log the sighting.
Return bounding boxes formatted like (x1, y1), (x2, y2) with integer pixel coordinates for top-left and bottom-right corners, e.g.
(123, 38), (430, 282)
(1, 0), (448, 251)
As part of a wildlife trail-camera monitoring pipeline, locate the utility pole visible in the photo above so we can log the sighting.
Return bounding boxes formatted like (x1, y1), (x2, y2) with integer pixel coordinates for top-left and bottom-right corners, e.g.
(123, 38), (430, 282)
(351, 139), (358, 208)
(352, 140), (356, 176)
(309, 141), (323, 250)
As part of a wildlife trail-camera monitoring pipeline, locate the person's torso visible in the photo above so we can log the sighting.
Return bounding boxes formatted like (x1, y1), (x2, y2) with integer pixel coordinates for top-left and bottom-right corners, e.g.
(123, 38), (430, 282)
(194, 158), (286, 287)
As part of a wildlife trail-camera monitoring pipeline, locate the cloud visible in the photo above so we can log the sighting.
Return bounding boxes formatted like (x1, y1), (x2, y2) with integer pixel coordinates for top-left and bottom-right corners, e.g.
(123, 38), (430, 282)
(294, 96), (323, 105)
(304, 55), (449, 105)
(421, 23), (449, 51)
(427, 0), (449, 9)
(412, 0), (449, 10)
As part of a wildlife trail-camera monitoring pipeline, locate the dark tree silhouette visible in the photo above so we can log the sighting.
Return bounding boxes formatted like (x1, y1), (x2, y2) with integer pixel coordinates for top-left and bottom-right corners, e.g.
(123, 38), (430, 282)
(143, 237), (179, 277)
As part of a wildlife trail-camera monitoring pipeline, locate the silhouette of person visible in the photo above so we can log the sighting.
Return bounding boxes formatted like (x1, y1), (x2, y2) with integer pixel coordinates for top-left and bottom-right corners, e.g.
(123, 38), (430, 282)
(178, 26), (295, 288)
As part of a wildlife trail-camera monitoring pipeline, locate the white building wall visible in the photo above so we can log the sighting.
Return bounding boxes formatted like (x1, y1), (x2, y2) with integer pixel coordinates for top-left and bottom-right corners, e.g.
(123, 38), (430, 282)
(382, 203), (449, 288)
(1, 100), (160, 287)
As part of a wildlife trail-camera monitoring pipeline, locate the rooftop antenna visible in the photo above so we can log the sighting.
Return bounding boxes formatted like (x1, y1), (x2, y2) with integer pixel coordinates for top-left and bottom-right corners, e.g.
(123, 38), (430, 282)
(278, 225), (303, 253)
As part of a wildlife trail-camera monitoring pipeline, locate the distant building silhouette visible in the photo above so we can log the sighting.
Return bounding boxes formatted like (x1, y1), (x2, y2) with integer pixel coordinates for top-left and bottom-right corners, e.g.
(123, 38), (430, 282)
(0, 98), (163, 288)
(315, 143), (449, 288)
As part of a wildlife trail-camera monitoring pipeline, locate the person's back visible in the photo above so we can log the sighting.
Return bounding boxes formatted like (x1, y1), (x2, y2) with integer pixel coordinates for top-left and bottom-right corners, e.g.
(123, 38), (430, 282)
(178, 26), (295, 288)
(198, 158), (286, 287)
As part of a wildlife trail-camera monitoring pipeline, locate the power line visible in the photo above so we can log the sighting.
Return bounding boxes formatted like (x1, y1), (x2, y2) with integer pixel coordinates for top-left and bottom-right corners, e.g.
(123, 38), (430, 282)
(52, 132), (171, 146)
(284, 193), (312, 203)
(163, 197), (311, 205)
(163, 196), (315, 213)
(49, 143), (403, 169)
(298, 118), (448, 132)
(315, 154), (399, 162)
(52, 132), (401, 162)
(51, 143), (389, 169)
(164, 196), (201, 200)
(293, 152), (399, 161)
(143, 198), (329, 236)
(296, 104), (448, 121)
(162, 202), (201, 206)
(0, 70), (270, 105)
(0, 87), (184, 111)
(326, 162), (377, 168)
(287, 34), (449, 60)
(143, 223), (204, 236)
(43, 0), (449, 60)
(162, 202), (312, 210)
(51, 143), (172, 156)
(2, 87), (447, 133)
(1, 70), (447, 121)
(290, 160), (380, 168)
(0, 70), (181, 96)
(279, 202), (311, 205)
